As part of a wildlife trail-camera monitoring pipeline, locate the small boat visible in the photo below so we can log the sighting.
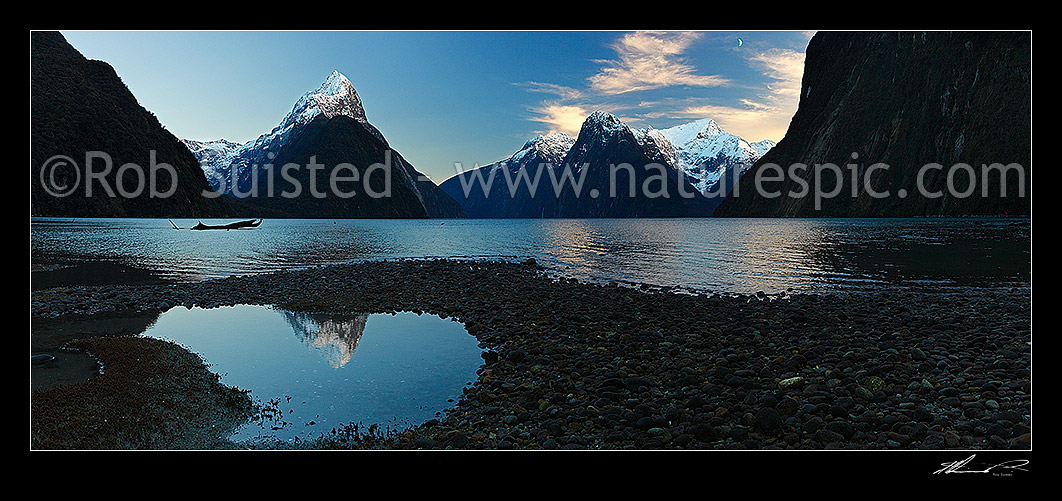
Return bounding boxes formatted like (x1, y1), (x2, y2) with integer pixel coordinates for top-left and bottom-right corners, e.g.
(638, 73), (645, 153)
(190, 219), (263, 231)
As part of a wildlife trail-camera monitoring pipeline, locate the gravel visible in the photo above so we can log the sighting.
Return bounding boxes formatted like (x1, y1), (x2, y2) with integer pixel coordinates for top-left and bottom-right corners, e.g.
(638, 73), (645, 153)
(30, 258), (1032, 450)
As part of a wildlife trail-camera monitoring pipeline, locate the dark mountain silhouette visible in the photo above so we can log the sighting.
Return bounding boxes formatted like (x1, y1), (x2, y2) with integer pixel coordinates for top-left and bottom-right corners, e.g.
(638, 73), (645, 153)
(439, 132), (575, 218)
(553, 112), (712, 218)
(237, 114), (462, 218)
(442, 112), (713, 218)
(31, 31), (233, 218)
(183, 71), (464, 218)
(715, 31), (1030, 217)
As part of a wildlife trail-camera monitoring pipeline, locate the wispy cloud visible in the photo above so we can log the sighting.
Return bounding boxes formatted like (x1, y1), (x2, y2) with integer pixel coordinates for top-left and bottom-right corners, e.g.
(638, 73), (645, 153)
(520, 31), (807, 141)
(521, 31), (728, 135)
(527, 103), (593, 136)
(675, 47), (806, 141)
(588, 31), (730, 95)
(520, 81), (585, 102)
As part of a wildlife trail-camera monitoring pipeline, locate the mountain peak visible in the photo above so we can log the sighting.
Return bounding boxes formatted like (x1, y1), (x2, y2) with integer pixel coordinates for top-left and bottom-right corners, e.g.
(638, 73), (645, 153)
(515, 131), (575, 165)
(583, 111), (626, 133)
(275, 71), (366, 134)
(750, 139), (777, 156)
(185, 71), (371, 194)
(655, 118), (772, 196)
(300, 71), (366, 122)
(317, 70), (355, 98)
(658, 118), (723, 146)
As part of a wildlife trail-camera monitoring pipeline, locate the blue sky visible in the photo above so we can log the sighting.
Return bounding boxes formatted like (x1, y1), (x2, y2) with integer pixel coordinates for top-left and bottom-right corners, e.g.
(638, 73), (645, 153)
(59, 30), (814, 183)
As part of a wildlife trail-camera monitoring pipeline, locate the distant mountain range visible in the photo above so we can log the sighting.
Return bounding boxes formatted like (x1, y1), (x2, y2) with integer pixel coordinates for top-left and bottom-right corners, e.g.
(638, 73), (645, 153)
(440, 113), (774, 217)
(438, 132), (576, 218)
(182, 71), (464, 218)
(658, 119), (775, 198)
(32, 30), (1030, 220)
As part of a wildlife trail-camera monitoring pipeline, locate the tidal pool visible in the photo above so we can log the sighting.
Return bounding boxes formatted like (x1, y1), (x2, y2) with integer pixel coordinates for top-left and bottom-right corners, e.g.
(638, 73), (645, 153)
(139, 304), (484, 445)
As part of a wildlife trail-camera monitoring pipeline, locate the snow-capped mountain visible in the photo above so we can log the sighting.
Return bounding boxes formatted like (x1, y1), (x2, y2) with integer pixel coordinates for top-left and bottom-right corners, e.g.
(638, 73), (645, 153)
(553, 111), (713, 217)
(439, 132), (575, 218)
(181, 138), (244, 189)
(183, 71), (371, 195)
(440, 112), (772, 218)
(750, 139), (776, 156)
(288, 70), (367, 124)
(560, 113), (773, 198)
(282, 311), (368, 369)
(657, 118), (775, 196)
(564, 111), (683, 171)
(509, 131), (576, 167)
(181, 70), (464, 218)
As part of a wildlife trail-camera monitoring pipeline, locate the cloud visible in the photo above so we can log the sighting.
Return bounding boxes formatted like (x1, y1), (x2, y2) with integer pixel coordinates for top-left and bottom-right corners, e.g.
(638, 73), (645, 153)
(527, 103), (592, 136)
(519, 81), (585, 101)
(749, 48), (806, 101)
(519, 32), (807, 142)
(676, 48), (806, 141)
(588, 31), (730, 95)
(522, 31), (729, 135)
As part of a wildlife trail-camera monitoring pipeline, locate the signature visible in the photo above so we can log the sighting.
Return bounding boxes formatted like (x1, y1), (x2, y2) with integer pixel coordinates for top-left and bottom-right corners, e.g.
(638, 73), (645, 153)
(934, 454), (1029, 475)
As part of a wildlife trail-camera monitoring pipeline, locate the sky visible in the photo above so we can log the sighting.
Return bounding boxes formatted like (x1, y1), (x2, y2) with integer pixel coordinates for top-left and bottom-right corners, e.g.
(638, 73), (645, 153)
(58, 30), (815, 183)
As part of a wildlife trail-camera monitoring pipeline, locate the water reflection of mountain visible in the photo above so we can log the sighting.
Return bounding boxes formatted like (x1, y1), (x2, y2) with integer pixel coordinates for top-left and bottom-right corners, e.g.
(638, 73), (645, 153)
(281, 311), (369, 368)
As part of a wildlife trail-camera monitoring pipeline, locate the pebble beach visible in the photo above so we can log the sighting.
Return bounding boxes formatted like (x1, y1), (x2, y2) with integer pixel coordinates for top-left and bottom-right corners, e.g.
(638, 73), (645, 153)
(30, 258), (1032, 451)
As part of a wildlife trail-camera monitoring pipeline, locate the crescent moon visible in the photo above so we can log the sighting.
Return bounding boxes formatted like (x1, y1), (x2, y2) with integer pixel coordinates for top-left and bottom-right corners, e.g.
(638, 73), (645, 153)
(737, 38), (743, 47)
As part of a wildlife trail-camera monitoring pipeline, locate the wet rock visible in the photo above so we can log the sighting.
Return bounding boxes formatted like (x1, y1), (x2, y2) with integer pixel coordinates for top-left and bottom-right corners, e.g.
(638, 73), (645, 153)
(755, 408), (783, 433)
(690, 423), (718, 442)
(647, 427), (672, 442)
(30, 258), (1030, 451)
(776, 397), (799, 416)
(815, 429), (844, 444)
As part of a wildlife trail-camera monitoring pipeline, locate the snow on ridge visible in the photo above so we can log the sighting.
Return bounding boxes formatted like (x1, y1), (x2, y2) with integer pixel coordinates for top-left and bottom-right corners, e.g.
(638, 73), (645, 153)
(279, 70), (366, 132)
(504, 131), (575, 168)
(632, 127), (679, 168)
(318, 70), (353, 97)
(659, 119), (766, 168)
(303, 70), (366, 122)
(750, 139), (777, 156)
(532, 131), (576, 163)
(239, 71), (366, 157)
(181, 138), (245, 188)
(658, 118), (723, 147)
(656, 119), (776, 195)
(582, 110), (626, 136)
(183, 71), (368, 193)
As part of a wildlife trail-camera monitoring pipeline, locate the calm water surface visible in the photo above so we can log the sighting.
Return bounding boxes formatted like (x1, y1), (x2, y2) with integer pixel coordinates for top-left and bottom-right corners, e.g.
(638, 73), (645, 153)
(31, 217), (1031, 293)
(139, 306), (483, 444)
(33, 217), (1030, 444)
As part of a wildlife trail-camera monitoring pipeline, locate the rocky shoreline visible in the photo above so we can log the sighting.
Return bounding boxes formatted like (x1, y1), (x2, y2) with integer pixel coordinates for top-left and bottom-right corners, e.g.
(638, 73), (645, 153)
(30, 258), (1031, 450)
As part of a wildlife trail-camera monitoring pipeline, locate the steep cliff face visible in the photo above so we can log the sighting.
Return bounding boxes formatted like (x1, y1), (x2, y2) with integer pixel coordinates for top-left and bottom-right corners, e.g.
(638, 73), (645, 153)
(715, 31), (1031, 217)
(31, 31), (233, 218)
